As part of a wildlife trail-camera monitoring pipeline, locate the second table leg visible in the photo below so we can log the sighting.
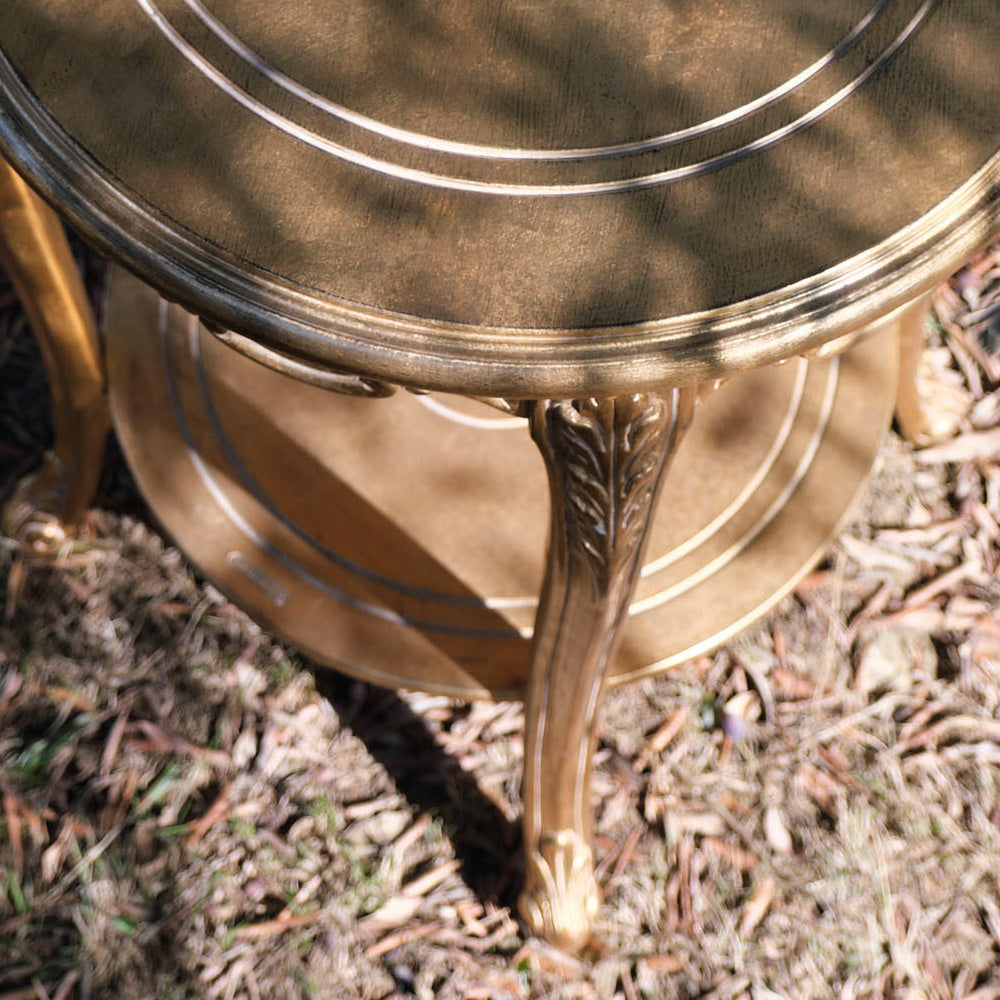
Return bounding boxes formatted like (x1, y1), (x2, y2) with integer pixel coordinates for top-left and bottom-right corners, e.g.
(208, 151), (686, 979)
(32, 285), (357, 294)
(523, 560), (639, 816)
(519, 388), (697, 951)
(0, 157), (108, 550)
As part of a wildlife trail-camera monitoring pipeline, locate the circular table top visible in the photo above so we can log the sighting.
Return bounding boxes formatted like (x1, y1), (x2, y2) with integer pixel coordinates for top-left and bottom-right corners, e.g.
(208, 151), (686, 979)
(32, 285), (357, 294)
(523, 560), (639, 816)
(1, 0), (999, 396)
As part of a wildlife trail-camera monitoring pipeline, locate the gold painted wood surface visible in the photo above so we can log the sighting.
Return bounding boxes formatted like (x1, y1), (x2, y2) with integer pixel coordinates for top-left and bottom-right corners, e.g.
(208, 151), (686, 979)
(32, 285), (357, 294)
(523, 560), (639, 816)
(1, 1), (998, 395)
(0, 157), (107, 549)
(519, 390), (696, 950)
(103, 267), (898, 700)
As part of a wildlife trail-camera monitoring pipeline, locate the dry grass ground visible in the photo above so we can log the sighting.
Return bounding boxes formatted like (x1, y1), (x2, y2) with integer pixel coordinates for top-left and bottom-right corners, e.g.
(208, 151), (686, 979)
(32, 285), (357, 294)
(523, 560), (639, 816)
(2, 246), (1000, 1000)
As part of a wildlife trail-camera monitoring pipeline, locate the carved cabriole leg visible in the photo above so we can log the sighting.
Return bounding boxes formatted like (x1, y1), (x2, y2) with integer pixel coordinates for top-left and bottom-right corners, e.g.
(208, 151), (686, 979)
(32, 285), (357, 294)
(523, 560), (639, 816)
(0, 157), (108, 550)
(519, 388), (697, 951)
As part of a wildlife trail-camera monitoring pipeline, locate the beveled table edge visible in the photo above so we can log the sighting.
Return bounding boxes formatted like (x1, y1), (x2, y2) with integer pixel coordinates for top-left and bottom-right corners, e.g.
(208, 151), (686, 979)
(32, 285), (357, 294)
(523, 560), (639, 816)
(2, 50), (999, 398)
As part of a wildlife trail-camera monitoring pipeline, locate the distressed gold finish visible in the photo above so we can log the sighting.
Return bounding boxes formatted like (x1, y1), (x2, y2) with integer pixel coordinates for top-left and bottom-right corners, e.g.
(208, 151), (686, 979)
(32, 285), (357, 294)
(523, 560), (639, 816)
(520, 391), (696, 948)
(0, 157), (107, 550)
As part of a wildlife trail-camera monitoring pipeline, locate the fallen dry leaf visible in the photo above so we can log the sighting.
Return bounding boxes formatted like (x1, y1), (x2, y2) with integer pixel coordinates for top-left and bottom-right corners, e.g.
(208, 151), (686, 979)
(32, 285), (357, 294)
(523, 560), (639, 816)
(358, 895), (423, 935)
(797, 763), (841, 816)
(665, 809), (726, 841)
(637, 954), (684, 975)
(401, 858), (461, 898)
(703, 836), (758, 871)
(739, 877), (776, 937)
(363, 921), (442, 960)
(915, 427), (1000, 463)
(763, 807), (794, 857)
(633, 705), (689, 773)
(232, 908), (330, 940)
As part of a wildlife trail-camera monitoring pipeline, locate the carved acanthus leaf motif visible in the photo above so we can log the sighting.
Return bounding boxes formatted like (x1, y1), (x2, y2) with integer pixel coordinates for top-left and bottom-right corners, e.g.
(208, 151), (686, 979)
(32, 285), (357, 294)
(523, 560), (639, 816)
(552, 402), (612, 569)
(540, 394), (674, 588)
(620, 400), (671, 541)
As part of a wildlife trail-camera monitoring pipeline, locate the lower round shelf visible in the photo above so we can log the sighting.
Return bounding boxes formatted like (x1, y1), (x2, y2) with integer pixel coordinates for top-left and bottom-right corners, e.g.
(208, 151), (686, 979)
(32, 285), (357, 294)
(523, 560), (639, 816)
(105, 267), (898, 699)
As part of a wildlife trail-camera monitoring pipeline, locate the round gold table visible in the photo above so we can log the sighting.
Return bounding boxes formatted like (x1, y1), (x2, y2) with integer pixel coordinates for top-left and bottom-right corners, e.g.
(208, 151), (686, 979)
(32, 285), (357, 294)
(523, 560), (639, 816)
(1, 0), (999, 950)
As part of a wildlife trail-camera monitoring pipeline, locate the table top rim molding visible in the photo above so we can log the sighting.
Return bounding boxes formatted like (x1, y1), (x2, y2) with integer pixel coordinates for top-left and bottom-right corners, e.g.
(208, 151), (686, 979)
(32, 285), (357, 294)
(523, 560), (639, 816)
(2, 30), (1000, 398)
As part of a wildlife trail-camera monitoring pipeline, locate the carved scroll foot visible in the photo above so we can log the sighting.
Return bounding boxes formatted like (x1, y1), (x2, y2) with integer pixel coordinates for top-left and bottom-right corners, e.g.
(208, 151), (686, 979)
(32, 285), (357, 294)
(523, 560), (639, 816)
(518, 389), (696, 951)
(2, 452), (75, 551)
(0, 157), (108, 550)
(520, 828), (600, 951)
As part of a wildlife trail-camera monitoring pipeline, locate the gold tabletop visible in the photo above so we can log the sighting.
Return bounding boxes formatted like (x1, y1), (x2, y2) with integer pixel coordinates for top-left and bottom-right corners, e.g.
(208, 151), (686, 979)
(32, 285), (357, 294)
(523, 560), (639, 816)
(1, 1), (998, 394)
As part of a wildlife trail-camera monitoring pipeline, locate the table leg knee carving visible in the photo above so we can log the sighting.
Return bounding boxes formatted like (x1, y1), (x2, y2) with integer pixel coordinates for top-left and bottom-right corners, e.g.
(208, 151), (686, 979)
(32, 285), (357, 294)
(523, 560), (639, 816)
(519, 389), (696, 950)
(0, 158), (107, 549)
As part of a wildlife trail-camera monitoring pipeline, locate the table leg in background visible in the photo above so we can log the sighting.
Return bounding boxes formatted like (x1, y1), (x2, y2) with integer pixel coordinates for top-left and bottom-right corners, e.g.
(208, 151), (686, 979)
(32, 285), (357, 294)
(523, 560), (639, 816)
(894, 292), (960, 445)
(0, 157), (107, 549)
